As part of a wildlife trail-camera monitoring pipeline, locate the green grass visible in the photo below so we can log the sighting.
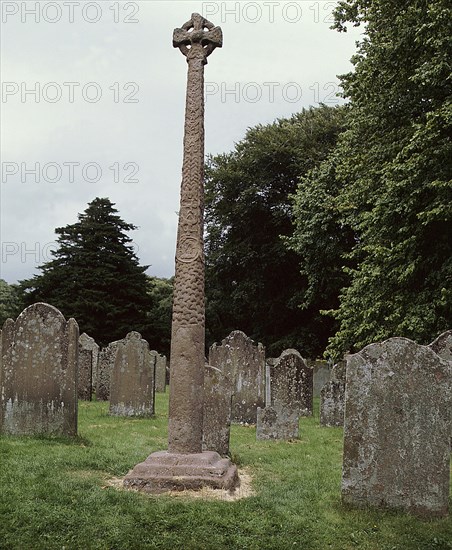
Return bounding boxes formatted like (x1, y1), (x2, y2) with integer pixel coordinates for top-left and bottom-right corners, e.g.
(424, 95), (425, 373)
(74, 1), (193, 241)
(1, 395), (451, 550)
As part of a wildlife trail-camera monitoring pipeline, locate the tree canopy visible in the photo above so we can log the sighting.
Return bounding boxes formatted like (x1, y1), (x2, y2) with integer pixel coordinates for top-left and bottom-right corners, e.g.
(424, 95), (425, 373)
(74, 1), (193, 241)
(0, 280), (22, 327)
(19, 198), (153, 347)
(315, 0), (452, 357)
(205, 105), (346, 357)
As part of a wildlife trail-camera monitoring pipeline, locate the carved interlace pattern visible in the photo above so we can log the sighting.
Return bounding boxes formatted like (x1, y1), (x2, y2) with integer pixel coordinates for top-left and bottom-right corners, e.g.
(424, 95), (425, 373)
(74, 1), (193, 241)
(172, 14), (222, 329)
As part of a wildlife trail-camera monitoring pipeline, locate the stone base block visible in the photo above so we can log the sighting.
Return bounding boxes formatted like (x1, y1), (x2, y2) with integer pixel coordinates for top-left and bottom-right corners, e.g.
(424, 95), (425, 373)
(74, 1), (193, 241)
(123, 450), (240, 493)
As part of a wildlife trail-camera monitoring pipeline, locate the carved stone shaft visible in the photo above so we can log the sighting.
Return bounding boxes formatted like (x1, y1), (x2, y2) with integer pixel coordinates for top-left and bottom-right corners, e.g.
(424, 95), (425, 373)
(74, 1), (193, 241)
(169, 13), (222, 454)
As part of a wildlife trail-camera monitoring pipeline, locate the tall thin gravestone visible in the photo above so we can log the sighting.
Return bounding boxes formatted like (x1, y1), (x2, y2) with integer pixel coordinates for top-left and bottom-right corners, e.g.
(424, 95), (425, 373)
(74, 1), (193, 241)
(124, 13), (238, 492)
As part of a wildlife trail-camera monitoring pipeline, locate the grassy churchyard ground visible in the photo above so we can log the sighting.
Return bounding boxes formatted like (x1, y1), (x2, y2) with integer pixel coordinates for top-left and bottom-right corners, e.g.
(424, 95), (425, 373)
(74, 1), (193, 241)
(1, 394), (451, 550)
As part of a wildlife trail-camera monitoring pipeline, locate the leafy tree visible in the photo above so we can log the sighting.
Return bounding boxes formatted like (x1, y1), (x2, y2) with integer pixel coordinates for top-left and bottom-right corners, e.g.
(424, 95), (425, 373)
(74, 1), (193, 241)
(321, 0), (452, 356)
(142, 276), (173, 357)
(205, 105), (345, 357)
(287, 147), (356, 338)
(0, 279), (22, 327)
(20, 198), (153, 346)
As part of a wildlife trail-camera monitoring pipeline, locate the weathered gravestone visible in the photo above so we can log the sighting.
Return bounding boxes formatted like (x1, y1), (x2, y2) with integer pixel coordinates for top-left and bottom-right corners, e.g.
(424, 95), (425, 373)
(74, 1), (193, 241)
(256, 406), (299, 440)
(257, 349), (311, 439)
(209, 330), (265, 424)
(429, 330), (452, 448)
(0, 303), (78, 436)
(203, 364), (233, 454)
(320, 381), (345, 427)
(342, 337), (451, 517)
(152, 351), (167, 393)
(109, 331), (155, 417)
(274, 349), (313, 417)
(429, 330), (452, 361)
(320, 361), (346, 427)
(96, 340), (120, 400)
(78, 333), (99, 401)
(309, 359), (331, 398)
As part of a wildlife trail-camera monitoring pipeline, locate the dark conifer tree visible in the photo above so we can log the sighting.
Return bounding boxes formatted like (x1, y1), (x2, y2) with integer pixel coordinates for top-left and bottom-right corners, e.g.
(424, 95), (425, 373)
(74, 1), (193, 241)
(20, 198), (152, 346)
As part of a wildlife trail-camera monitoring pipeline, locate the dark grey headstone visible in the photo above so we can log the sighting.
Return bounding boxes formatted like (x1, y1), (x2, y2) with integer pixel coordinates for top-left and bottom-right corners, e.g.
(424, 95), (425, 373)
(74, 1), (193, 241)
(152, 351), (167, 393)
(203, 364), (233, 455)
(78, 333), (99, 401)
(96, 340), (120, 400)
(209, 331), (265, 424)
(269, 349), (313, 417)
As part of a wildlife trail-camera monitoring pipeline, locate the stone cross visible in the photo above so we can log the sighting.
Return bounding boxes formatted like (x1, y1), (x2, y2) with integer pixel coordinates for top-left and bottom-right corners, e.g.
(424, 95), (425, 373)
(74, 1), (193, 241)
(168, 13), (222, 454)
(122, 14), (237, 493)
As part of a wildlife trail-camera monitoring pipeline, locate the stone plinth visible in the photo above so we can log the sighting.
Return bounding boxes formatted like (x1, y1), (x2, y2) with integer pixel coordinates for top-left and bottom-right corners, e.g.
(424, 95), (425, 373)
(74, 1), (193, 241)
(123, 450), (239, 493)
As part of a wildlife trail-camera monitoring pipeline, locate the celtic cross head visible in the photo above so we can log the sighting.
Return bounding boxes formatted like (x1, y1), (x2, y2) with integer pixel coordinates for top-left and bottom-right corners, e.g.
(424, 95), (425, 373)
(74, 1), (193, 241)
(173, 13), (223, 63)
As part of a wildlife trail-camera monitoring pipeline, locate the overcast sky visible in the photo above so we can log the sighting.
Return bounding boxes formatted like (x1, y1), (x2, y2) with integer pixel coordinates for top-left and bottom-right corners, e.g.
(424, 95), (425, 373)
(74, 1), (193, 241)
(0, 0), (362, 284)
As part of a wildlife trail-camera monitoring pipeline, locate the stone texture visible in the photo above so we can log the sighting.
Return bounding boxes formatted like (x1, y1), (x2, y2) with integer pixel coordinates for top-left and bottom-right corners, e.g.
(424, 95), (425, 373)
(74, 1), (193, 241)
(268, 349), (312, 416)
(342, 337), (451, 518)
(203, 364), (233, 455)
(123, 450), (239, 493)
(320, 361), (346, 427)
(320, 380), (345, 427)
(209, 330), (265, 424)
(78, 333), (99, 401)
(96, 340), (120, 400)
(429, 330), (452, 448)
(109, 332), (155, 417)
(429, 330), (452, 361)
(167, 12), (223, 455)
(0, 303), (78, 436)
(256, 406), (299, 440)
(332, 359), (347, 383)
(153, 351), (167, 393)
(309, 359), (331, 398)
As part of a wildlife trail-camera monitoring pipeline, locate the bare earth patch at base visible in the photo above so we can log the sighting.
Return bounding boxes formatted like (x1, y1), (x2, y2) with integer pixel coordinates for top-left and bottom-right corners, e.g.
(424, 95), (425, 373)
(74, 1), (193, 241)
(106, 468), (255, 501)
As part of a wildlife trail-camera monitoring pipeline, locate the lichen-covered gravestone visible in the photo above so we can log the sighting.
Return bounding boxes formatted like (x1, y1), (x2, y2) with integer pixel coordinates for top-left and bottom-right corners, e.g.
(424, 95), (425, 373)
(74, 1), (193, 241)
(320, 362), (346, 427)
(152, 351), (167, 393)
(256, 406), (299, 440)
(96, 340), (120, 400)
(257, 349), (310, 440)
(203, 364), (233, 454)
(309, 359), (331, 398)
(78, 332), (99, 401)
(429, 330), (452, 361)
(0, 303), (78, 436)
(109, 331), (155, 417)
(272, 349), (313, 417)
(342, 337), (451, 517)
(429, 330), (452, 448)
(209, 330), (265, 424)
